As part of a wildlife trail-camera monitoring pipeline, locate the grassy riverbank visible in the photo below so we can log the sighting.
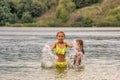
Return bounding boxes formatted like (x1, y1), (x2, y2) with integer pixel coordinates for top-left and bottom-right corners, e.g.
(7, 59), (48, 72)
(36, 0), (120, 27)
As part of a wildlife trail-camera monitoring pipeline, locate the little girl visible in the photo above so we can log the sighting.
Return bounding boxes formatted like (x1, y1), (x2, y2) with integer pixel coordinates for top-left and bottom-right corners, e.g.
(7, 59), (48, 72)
(73, 39), (84, 66)
(51, 31), (73, 68)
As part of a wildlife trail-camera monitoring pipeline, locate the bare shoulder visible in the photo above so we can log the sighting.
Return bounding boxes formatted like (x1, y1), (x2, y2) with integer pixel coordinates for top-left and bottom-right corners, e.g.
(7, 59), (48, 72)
(52, 41), (57, 46)
(65, 41), (73, 48)
(51, 42), (57, 50)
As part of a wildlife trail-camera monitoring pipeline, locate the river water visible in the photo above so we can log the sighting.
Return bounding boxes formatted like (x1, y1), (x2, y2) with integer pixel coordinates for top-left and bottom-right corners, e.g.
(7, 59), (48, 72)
(0, 27), (120, 80)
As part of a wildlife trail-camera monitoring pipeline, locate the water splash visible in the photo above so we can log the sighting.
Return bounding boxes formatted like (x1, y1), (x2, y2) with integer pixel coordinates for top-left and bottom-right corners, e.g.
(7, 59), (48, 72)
(41, 42), (56, 68)
(41, 40), (86, 69)
(67, 40), (86, 68)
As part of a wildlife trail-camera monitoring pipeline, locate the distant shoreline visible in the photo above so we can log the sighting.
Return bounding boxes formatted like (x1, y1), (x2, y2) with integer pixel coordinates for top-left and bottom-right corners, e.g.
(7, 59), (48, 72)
(0, 27), (120, 31)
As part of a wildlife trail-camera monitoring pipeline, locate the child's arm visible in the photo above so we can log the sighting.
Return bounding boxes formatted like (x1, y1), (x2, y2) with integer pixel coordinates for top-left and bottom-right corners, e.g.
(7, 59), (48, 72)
(66, 42), (73, 48)
(50, 42), (56, 51)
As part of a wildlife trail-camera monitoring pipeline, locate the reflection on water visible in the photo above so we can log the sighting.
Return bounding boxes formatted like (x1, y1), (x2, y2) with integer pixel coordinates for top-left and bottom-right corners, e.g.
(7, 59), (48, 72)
(55, 68), (68, 79)
(0, 27), (120, 80)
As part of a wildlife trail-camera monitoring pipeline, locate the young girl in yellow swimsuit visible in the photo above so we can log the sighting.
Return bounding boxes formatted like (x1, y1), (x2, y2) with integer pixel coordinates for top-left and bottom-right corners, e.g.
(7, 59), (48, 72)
(51, 31), (73, 68)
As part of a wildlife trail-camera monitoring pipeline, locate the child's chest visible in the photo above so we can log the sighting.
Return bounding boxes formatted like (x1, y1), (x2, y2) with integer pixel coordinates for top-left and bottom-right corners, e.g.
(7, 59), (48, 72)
(57, 44), (66, 48)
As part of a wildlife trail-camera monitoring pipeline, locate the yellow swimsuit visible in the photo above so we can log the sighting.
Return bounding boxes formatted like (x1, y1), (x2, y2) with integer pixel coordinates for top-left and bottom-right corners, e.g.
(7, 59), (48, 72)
(55, 44), (67, 67)
(55, 44), (67, 55)
(56, 61), (67, 68)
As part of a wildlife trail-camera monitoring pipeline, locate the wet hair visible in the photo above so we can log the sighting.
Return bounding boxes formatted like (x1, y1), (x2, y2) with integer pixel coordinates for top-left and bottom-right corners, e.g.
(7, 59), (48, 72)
(56, 31), (65, 37)
(76, 39), (85, 54)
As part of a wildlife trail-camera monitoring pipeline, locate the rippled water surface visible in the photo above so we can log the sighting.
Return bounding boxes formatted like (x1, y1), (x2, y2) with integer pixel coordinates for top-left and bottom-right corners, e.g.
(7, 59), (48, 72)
(0, 27), (120, 80)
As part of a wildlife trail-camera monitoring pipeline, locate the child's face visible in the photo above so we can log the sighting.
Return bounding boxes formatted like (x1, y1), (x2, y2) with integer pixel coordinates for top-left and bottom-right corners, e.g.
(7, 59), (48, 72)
(57, 33), (65, 43)
(76, 41), (81, 47)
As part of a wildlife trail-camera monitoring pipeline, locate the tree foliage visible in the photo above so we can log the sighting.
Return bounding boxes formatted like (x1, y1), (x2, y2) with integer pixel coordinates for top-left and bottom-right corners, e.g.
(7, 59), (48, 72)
(0, 0), (56, 26)
(21, 12), (33, 23)
(16, 0), (43, 19)
(0, 0), (103, 26)
(56, 0), (76, 22)
(73, 0), (101, 8)
(0, 0), (17, 25)
(41, 0), (57, 10)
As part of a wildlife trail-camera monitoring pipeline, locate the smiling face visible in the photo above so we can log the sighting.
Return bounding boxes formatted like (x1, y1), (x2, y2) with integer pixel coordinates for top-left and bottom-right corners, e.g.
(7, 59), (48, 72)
(56, 32), (65, 43)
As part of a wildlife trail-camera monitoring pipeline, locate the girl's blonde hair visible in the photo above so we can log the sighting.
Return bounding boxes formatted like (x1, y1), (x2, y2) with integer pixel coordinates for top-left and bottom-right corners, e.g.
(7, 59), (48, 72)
(56, 31), (65, 37)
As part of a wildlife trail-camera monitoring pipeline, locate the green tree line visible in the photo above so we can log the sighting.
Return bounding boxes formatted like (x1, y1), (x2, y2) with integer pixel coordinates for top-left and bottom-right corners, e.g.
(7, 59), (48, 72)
(0, 0), (56, 26)
(0, 0), (100, 26)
